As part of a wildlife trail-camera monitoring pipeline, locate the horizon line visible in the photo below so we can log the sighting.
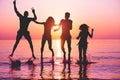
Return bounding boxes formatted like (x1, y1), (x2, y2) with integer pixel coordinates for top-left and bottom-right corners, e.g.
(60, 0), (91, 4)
(0, 38), (120, 40)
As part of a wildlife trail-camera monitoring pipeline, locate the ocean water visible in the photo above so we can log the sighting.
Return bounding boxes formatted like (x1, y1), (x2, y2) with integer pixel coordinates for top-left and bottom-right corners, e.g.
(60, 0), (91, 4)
(0, 39), (120, 79)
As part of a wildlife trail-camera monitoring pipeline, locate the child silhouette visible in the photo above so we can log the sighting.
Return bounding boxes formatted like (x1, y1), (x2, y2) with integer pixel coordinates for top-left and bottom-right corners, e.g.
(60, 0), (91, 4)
(76, 24), (94, 62)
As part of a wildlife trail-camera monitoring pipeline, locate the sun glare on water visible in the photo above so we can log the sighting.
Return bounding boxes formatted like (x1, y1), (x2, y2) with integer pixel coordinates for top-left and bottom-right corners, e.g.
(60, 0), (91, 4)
(56, 39), (62, 58)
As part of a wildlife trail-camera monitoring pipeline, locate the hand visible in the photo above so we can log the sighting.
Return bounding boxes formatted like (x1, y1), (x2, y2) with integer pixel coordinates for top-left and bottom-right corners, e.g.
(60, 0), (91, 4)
(76, 37), (79, 39)
(92, 29), (94, 32)
(54, 29), (57, 32)
(13, 0), (16, 4)
(31, 8), (35, 13)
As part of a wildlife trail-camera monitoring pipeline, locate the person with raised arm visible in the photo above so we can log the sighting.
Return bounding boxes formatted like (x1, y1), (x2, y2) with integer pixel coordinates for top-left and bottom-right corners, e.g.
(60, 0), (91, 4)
(34, 16), (56, 62)
(76, 24), (94, 62)
(10, 0), (37, 59)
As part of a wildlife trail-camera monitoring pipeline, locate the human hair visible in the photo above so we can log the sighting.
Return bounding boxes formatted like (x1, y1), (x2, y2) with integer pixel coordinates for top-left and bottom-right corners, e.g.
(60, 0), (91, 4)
(65, 12), (70, 18)
(79, 24), (89, 31)
(46, 16), (55, 26)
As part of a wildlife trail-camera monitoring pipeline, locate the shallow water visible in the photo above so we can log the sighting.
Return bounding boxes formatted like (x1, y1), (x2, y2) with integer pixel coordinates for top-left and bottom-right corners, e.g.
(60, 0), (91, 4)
(0, 39), (120, 79)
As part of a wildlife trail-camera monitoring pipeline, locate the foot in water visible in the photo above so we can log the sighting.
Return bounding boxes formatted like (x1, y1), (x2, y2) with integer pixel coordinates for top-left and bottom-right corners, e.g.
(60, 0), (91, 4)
(49, 58), (54, 63)
(62, 59), (68, 63)
(9, 54), (13, 57)
(26, 57), (35, 65)
(76, 60), (89, 64)
(32, 55), (36, 59)
(76, 60), (82, 64)
(26, 60), (33, 65)
(9, 56), (21, 68)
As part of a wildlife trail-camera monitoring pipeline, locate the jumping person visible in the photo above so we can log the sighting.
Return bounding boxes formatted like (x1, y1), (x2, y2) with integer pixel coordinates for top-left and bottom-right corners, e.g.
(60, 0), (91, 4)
(34, 16), (56, 62)
(55, 12), (73, 63)
(10, 0), (37, 59)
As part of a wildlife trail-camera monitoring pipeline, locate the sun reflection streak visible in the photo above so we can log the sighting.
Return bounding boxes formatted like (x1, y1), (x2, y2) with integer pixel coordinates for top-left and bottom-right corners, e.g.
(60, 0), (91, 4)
(56, 39), (61, 58)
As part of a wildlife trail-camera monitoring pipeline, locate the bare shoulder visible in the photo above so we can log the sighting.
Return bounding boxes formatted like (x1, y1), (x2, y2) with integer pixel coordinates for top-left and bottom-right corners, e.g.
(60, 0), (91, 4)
(61, 19), (65, 21)
(69, 19), (72, 22)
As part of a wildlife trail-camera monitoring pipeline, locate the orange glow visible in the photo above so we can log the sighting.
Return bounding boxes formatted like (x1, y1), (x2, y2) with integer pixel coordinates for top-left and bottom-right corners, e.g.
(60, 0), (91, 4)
(0, 0), (120, 39)
(51, 26), (62, 39)
(56, 39), (62, 57)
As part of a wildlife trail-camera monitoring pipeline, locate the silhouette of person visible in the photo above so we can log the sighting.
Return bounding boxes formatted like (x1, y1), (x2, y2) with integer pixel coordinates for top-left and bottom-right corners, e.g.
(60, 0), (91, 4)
(55, 12), (72, 63)
(10, 0), (37, 59)
(76, 24), (94, 62)
(34, 16), (55, 62)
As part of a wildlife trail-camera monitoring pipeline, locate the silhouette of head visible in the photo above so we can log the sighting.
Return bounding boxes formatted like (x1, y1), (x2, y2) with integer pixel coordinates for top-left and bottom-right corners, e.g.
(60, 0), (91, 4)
(65, 12), (70, 19)
(80, 24), (89, 31)
(24, 11), (28, 17)
(46, 16), (55, 26)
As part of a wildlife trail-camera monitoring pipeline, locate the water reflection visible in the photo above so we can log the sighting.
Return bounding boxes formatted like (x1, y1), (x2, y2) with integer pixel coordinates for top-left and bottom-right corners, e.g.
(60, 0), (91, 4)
(27, 61), (36, 76)
(40, 62), (54, 79)
(9, 59), (36, 79)
(40, 61), (73, 79)
(9, 57), (21, 72)
(78, 63), (89, 80)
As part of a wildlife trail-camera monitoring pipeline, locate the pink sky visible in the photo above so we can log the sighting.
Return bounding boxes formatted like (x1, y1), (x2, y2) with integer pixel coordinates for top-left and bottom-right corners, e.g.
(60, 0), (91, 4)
(0, 0), (120, 39)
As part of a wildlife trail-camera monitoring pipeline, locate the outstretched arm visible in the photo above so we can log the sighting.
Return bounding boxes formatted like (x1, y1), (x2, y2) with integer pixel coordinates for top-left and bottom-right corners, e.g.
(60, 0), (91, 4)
(30, 8), (37, 21)
(88, 29), (94, 38)
(54, 24), (61, 32)
(34, 20), (44, 24)
(54, 21), (62, 32)
(13, 0), (22, 17)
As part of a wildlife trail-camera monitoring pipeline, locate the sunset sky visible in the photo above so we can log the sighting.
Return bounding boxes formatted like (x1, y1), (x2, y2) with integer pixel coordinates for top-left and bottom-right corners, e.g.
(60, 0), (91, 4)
(0, 0), (120, 39)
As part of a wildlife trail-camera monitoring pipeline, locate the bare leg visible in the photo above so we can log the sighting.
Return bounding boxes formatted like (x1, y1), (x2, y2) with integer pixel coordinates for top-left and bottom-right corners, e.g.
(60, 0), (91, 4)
(83, 44), (88, 62)
(67, 38), (71, 62)
(48, 37), (54, 61)
(41, 36), (46, 62)
(25, 33), (36, 59)
(61, 38), (66, 61)
(79, 45), (82, 62)
(83, 48), (87, 62)
(10, 34), (22, 56)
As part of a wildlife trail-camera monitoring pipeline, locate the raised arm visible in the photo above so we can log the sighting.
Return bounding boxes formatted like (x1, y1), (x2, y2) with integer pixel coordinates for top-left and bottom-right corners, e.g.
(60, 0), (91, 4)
(54, 24), (61, 32)
(88, 29), (94, 38)
(13, 0), (22, 17)
(30, 8), (37, 21)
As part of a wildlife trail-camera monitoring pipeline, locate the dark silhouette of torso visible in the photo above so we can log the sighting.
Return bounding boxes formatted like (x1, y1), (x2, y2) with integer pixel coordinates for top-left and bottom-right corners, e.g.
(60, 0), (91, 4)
(79, 31), (89, 45)
(19, 16), (31, 31)
(43, 22), (53, 36)
(60, 19), (72, 38)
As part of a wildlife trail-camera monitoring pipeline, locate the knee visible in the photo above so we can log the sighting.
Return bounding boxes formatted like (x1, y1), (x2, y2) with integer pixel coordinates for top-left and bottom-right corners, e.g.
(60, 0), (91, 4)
(61, 47), (64, 51)
(49, 47), (53, 51)
(68, 47), (71, 50)
(41, 47), (44, 51)
(83, 53), (86, 56)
